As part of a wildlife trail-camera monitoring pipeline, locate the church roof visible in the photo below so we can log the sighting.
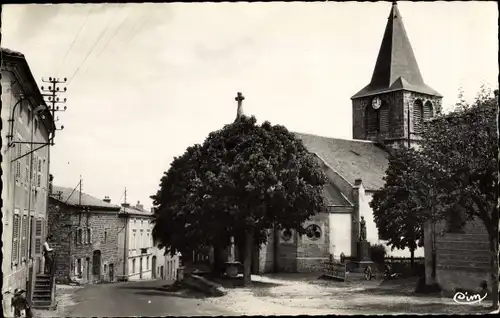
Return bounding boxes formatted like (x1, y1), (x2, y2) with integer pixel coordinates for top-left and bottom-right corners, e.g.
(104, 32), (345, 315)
(351, 2), (441, 99)
(294, 133), (389, 191)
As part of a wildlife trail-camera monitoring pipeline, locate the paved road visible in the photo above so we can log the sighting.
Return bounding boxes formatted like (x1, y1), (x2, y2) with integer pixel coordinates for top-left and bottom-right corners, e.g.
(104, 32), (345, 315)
(64, 280), (236, 317)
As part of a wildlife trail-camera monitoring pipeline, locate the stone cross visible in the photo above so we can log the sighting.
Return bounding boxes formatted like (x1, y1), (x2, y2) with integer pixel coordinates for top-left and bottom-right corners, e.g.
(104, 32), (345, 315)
(235, 92), (245, 120)
(228, 236), (236, 263)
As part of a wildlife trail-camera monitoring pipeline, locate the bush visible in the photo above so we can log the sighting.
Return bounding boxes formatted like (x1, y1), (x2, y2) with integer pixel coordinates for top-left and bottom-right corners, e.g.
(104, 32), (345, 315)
(370, 244), (386, 264)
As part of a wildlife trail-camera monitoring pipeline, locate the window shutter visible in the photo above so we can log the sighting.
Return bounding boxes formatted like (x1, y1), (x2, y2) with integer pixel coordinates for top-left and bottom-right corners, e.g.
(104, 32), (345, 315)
(413, 102), (423, 133)
(75, 230), (78, 246)
(379, 105), (390, 133)
(365, 107), (380, 135)
(12, 214), (20, 265)
(34, 218), (43, 257)
(423, 102), (433, 120)
(88, 228), (92, 244)
(21, 214), (27, 260)
(83, 228), (87, 245)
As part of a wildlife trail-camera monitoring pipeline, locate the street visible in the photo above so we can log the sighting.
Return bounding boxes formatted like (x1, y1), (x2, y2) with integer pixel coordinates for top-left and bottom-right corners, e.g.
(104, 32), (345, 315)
(63, 280), (235, 317)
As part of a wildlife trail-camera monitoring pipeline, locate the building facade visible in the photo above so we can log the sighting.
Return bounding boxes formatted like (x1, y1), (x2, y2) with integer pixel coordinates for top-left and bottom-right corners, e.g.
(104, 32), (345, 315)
(47, 186), (125, 284)
(251, 2), (440, 273)
(2, 48), (55, 317)
(117, 201), (162, 281)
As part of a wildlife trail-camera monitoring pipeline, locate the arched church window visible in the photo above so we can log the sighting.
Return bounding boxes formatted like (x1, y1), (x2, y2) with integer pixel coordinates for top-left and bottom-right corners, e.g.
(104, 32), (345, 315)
(423, 101), (433, 120)
(305, 224), (322, 241)
(413, 99), (424, 133)
(365, 106), (380, 135)
(379, 100), (390, 133)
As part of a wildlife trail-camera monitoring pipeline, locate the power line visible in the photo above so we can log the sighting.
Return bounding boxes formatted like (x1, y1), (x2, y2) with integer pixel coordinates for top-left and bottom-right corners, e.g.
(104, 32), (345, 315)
(67, 4), (125, 86)
(123, 10), (148, 46)
(58, 6), (94, 77)
(78, 8), (132, 78)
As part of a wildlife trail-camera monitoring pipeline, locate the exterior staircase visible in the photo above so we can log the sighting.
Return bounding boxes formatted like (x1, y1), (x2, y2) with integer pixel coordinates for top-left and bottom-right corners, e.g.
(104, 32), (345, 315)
(32, 273), (54, 309)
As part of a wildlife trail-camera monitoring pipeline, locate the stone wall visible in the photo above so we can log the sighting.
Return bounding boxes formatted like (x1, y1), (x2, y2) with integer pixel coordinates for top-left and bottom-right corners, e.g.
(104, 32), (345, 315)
(47, 199), (73, 280)
(425, 217), (492, 292)
(47, 199), (124, 283)
(296, 212), (330, 272)
(352, 90), (443, 146)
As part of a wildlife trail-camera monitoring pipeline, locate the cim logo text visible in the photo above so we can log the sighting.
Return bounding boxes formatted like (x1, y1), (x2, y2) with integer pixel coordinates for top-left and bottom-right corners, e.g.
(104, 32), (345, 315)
(453, 292), (487, 304)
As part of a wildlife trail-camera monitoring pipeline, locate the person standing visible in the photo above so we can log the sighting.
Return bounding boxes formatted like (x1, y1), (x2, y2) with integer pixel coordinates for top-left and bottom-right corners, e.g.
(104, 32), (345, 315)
(43, 235), (55, 274)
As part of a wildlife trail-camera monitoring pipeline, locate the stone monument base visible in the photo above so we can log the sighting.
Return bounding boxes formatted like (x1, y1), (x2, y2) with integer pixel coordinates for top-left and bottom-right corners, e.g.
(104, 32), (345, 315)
(224, 262), (240, 278)
(347, 260), (375, 273)
(348, 241), (374, 274)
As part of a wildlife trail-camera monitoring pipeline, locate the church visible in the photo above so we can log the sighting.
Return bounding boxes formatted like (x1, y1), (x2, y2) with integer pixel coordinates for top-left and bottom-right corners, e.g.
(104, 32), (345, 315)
(252, 1), (443, 273)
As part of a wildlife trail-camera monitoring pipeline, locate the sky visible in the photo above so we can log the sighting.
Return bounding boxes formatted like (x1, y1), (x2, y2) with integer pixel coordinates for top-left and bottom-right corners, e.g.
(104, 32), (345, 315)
(1, 2), (498, 210)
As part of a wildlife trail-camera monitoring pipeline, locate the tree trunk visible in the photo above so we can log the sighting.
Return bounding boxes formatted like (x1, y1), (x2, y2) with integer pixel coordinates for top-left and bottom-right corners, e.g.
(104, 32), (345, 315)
(488, 232), (499, 310)
(410, 248), (415, 271)
(243, 228), (254, 286)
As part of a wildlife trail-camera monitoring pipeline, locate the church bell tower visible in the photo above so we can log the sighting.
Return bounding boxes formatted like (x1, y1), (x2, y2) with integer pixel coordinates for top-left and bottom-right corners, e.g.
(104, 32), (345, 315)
(351, 1), (442, 149)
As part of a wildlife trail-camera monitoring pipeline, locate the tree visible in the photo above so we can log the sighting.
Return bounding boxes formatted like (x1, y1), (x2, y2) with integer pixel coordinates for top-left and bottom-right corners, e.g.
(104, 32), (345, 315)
(417, 88), (498, 309)
(374, 88), (498, 308)
(370, 147), (428, 269)
(151, 115), (327, 285)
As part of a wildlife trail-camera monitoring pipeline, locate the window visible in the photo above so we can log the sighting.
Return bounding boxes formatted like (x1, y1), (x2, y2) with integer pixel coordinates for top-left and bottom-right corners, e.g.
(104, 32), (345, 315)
(132, 259), (136, 273)
(82, 228), (87, 244)
(25, 167), (29, 184)
(37, 173), (41, 188)
(78, 228), (83, 245)
(305, 224), (322, 241)
(132, 230), (136, 249)
(146, 232), (150, 248)
(146, 257), (149, 270)
(379, 101), (390, 133)
(140, 230), (144, 248)
(12, 214), (20, 265)
(34, 118), (39, 132)
(413, 99), (424, 133)
(365, 106), (380, 135)
(37, 158), (42, 172)
(104, 230), (107, 243)
(87, 228), (92, 244)
(423, 101), (434, 120)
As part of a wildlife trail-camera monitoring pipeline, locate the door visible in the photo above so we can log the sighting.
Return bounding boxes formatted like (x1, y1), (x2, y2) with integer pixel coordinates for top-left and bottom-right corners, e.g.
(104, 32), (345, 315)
(85, 258), (90, 281)
(160, 266), (164, 280)
(139, 257), (143, 279)
(109, 264), (114, 282)
(92, 250), (101, 281)
(152, 256), (157, 279)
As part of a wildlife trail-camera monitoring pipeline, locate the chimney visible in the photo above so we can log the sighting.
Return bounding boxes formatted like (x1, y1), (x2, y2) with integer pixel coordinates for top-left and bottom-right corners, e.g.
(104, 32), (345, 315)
(136, 201), (144, 210)
(103, 196), (111, 203)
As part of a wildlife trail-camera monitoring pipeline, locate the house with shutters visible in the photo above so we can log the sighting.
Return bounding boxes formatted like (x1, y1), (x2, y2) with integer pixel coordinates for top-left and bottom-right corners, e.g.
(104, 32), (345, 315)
(47, 186), (125, 284)
(116, 201), (171, 281)
(1, 48), (56, 315)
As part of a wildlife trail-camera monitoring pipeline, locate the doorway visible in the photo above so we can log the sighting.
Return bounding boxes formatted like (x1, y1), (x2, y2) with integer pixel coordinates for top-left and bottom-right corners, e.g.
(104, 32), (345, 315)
(152, 256), (157, 279)
(92, 250), (101, 281)
(139, 257), (143, 279)
(160, 265), (164, 280)
(85, 257), (90, 281)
